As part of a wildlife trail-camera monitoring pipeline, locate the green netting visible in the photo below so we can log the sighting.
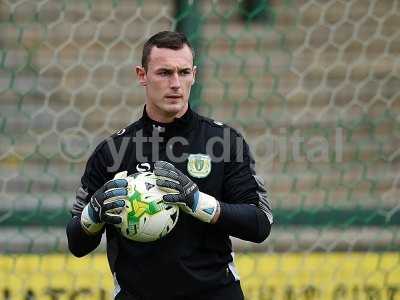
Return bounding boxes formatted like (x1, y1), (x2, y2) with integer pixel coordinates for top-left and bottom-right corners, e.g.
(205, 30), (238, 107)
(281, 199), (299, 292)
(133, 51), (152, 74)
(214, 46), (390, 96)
(0, 0), (399, 299)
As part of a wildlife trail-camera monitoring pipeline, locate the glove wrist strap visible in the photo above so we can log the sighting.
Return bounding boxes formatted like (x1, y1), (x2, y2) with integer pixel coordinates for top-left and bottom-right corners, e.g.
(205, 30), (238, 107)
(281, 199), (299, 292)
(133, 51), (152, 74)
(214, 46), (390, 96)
(80, 205), (104, 235)
(189, 192), (218, 223)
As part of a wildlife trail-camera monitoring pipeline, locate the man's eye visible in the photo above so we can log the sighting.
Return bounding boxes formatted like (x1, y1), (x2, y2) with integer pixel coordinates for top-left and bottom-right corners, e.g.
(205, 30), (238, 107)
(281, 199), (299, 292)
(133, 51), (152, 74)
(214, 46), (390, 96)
(179, 70), (191, 76)
(159, 71), (169, 76)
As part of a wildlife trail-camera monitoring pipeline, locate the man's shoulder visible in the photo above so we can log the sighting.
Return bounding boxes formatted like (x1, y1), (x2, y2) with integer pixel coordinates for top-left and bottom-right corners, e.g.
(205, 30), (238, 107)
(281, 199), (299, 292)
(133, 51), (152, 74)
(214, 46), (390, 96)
(196, 113), (244, 139)
(196, 113), (232, 132)
(109, 119), (143, 139)
(92, 119), (143, 155)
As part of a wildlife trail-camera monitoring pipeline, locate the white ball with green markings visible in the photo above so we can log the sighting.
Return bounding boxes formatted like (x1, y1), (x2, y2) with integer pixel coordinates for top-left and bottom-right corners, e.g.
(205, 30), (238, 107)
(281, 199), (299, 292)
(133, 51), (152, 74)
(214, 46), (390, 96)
(116, 172), (179, 242)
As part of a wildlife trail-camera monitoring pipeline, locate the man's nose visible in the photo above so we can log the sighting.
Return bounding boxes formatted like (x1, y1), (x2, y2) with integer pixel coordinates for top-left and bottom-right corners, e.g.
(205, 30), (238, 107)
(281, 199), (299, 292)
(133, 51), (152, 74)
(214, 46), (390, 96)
(169, 73), (181, 89)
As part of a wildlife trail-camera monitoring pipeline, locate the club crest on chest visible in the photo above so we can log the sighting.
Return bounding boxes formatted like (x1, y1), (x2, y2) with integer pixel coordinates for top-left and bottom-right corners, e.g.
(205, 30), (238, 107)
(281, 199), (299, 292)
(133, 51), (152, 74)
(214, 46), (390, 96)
(187, 154), (211, 178)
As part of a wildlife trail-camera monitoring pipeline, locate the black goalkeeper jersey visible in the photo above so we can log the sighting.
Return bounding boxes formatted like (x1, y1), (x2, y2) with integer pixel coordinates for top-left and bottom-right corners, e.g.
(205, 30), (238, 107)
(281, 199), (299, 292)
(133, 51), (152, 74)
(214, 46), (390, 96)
(66, 106), (272, 299)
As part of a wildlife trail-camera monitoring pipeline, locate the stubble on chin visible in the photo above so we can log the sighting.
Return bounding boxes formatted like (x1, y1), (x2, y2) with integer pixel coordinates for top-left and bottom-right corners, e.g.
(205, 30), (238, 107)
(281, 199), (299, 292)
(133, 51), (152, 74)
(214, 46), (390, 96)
(164, 103), (186, 116)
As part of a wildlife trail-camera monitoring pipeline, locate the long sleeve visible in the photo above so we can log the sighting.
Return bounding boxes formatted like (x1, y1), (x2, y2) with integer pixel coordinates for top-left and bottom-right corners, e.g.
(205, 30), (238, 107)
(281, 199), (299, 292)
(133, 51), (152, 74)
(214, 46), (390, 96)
(66, 142), (111, 257)
(216, 129), (273, 243)
(216, 202), (270, 243)
(66, 216), (103, 257)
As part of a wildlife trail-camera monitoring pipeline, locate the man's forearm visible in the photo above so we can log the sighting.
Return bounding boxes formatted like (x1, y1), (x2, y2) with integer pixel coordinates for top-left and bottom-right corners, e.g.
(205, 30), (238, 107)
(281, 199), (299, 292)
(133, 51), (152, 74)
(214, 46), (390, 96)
(214, 202), (271, 243)
(66, 216), (102, 257)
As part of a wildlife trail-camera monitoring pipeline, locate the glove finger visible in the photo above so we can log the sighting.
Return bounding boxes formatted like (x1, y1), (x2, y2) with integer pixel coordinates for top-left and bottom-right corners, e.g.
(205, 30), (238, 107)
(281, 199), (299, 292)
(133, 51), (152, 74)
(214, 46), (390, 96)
(104, 179), (128, 191)
(163, 196), (188, 211)
(154, 160), (175, 171)
(154, 168), (180, 182)
(98, 188), (128, 203)
(103, 199), (125, 211)
(113, 171), (128, 179)
(158, 186), (180, 194)
(103, 213), (122, 225)
(106, 187), (128, 198)
(154, 161), (179, 175)
(155, 161), (186, 179)
(154, 161), (180, 181)
(156, 178), (180, 192)
(154, 161), (191, 185)
(162, 193), (180, 203)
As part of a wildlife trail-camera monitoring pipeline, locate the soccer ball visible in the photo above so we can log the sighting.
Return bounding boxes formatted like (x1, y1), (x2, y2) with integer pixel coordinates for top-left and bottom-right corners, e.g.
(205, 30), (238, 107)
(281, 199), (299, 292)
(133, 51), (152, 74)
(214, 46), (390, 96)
(116, 172), (179, 242)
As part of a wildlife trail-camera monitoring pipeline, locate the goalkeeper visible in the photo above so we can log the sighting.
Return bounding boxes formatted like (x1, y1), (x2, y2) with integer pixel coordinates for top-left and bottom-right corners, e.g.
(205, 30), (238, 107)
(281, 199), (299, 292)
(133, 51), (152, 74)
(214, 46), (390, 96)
(66, 31), (272, 300)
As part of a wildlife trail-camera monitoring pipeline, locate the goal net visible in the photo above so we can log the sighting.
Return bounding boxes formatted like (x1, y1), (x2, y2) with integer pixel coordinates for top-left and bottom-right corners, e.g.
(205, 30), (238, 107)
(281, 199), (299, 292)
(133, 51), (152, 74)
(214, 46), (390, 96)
(0, 0), (399, 299)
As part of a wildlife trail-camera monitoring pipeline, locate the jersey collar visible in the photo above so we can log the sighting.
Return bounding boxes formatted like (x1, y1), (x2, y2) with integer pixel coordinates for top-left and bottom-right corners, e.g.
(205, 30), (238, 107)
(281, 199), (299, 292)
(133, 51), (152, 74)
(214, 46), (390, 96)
(141, 105), (197, 138)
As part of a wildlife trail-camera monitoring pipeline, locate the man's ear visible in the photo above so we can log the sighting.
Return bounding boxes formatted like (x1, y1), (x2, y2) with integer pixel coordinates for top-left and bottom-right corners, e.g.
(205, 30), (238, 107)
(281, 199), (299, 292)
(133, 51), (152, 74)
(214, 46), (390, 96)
(136, 66), (147, 86)
(192, 66), (197, 85)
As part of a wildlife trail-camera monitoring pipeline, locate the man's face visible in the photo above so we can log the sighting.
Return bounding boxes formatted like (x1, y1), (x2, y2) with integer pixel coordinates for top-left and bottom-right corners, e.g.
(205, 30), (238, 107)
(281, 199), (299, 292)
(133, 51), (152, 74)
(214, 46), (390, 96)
(136, 45), (196, 121)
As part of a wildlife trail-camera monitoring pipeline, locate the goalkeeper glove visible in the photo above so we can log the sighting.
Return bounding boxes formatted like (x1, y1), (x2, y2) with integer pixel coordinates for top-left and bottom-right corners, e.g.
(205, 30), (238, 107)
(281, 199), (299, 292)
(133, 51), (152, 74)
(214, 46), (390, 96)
(81, 173), (128, 234)
(154, 161), (219, 223)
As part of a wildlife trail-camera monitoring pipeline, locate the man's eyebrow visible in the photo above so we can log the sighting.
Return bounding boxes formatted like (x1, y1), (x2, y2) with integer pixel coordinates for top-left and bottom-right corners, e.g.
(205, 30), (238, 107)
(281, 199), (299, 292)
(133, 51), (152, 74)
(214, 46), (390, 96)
(155, 66), (192, 71)
(155, 68), (172, 72)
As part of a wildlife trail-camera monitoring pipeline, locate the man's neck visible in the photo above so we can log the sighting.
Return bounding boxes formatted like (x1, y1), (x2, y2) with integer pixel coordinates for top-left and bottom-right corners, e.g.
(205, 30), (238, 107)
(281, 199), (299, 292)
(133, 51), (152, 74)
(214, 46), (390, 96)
(145, 104), (188, 124)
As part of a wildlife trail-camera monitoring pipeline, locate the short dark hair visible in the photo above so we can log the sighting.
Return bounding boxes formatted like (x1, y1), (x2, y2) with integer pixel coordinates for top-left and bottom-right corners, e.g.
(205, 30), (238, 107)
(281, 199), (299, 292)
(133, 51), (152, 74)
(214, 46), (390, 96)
(141, 31), (195, 70)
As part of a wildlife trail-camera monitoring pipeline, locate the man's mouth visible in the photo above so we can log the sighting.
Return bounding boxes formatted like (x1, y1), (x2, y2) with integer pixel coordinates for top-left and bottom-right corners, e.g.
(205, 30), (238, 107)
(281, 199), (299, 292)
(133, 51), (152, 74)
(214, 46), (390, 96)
(165, 95), (182, 99)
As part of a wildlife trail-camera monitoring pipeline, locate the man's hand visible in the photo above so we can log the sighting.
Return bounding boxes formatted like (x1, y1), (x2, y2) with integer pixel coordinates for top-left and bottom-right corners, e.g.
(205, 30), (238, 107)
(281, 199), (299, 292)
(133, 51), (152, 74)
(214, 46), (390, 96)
(81, 177), (128, 234)
(154, 161), (219, 223)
